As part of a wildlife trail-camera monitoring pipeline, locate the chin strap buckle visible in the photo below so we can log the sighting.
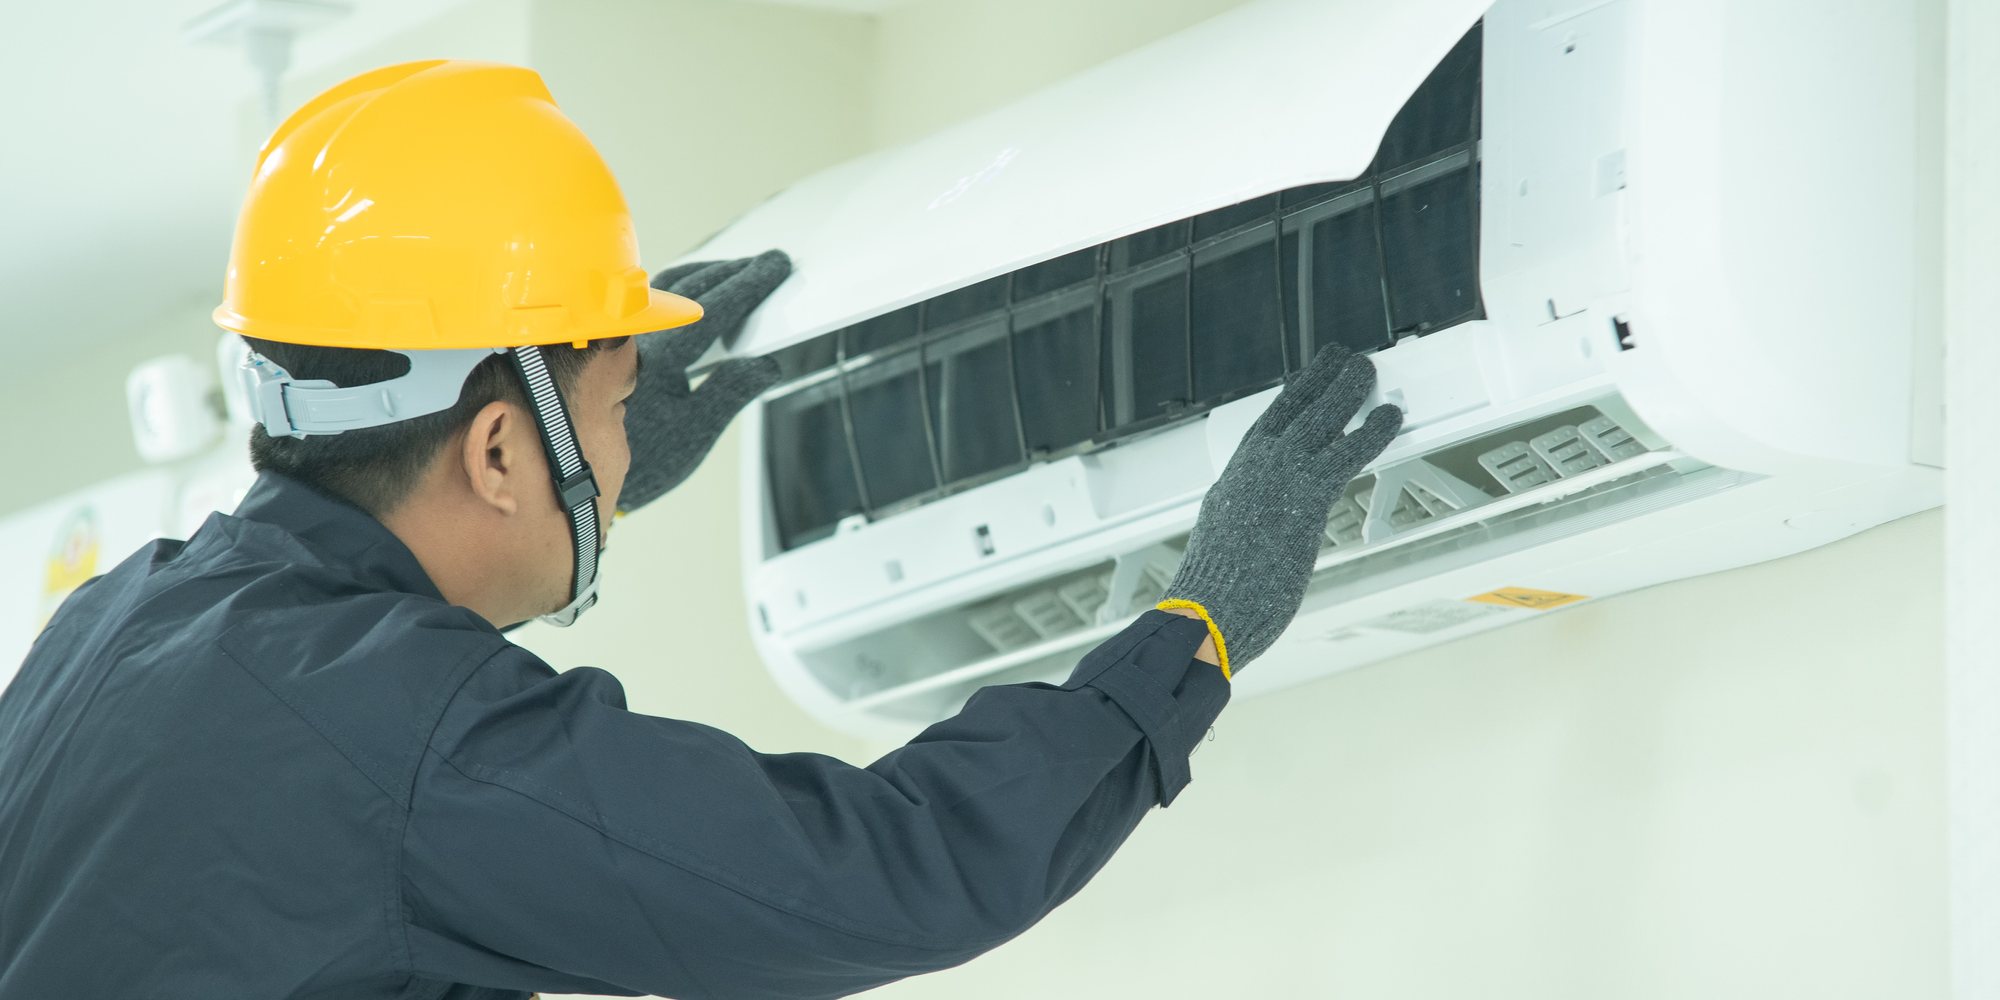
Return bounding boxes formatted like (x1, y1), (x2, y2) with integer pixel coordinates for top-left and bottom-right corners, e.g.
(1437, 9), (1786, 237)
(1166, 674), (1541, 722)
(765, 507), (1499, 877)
(558, 467), (600, 512)
(239, 353), (309, 439)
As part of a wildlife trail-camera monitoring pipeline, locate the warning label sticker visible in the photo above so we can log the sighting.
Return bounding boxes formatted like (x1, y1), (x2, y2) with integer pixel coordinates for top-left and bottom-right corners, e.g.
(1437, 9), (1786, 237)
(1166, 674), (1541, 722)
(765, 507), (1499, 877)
(1465, 587), (1590, 611)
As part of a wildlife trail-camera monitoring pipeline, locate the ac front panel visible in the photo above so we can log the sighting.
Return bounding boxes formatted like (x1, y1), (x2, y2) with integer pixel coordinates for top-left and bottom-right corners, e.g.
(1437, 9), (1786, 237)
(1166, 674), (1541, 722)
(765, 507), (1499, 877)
(683, 0), (1496, 358)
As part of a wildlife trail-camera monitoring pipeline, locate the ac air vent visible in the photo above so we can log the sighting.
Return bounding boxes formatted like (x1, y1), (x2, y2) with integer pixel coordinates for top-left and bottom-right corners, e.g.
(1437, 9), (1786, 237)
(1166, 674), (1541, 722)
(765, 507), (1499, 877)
(788, 395), (1712, 720)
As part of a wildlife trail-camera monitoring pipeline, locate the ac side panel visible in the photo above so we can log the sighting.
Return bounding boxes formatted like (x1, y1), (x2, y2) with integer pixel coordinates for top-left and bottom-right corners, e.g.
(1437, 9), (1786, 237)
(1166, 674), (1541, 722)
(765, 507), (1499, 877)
(1621, 0), (1937, 474)
(688, 0), (1495, 358)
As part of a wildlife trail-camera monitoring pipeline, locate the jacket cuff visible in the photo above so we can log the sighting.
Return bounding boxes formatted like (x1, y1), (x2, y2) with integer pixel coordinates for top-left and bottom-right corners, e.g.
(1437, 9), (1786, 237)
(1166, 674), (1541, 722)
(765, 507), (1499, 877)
(1061, 610), (1232, 806)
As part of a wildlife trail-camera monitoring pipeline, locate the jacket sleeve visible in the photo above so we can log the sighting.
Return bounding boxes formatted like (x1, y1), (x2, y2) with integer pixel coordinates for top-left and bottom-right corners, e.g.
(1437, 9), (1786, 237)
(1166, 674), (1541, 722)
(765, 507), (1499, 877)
(399, 610), (1228, 999)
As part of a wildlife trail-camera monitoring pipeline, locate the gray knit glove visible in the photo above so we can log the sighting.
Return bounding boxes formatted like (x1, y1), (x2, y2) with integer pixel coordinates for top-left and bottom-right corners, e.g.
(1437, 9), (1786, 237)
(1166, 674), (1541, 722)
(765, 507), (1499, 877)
(620, 250), (792, 513)
(1160, 346), (1402, 676)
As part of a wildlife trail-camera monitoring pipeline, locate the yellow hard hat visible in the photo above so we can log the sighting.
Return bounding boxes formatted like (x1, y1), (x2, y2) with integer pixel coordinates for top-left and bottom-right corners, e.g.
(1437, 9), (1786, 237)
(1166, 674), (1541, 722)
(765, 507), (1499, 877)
(213, 59), (701, 350)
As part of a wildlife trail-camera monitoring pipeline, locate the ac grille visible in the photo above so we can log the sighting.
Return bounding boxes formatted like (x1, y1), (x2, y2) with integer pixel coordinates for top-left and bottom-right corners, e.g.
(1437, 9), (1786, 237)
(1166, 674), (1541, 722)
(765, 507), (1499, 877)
(765, 24), (1485, 550)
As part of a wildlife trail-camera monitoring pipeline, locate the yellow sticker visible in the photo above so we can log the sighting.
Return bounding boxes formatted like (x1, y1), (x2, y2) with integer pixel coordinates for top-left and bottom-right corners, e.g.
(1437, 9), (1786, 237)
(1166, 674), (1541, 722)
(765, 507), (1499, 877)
(1465, 587), (1589, 611)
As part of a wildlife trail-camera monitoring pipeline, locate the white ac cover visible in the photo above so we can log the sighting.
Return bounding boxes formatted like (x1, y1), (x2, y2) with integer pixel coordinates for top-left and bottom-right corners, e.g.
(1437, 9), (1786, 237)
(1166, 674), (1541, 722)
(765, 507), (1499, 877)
(682, 0), (1943, 741)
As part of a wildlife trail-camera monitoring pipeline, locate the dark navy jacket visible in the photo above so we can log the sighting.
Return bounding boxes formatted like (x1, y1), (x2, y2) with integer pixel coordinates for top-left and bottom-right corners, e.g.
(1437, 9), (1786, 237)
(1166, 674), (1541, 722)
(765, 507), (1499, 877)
(0, 472), (1229, 999)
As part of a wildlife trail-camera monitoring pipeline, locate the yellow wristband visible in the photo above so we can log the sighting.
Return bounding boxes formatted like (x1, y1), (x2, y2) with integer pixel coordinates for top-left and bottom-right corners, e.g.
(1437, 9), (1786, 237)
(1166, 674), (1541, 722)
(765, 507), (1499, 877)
(1155, 599), (1232, 681)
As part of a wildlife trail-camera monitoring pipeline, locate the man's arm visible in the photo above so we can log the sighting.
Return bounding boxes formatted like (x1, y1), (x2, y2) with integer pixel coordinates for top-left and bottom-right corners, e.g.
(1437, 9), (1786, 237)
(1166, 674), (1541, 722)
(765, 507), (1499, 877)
(400, 611), (1224, 999)
(399, 343), (1396, 998)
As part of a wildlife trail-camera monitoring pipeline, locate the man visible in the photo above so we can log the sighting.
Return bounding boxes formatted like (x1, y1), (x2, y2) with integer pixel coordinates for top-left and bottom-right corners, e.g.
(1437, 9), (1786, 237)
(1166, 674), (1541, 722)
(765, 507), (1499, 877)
(0, 60), (1400, 999)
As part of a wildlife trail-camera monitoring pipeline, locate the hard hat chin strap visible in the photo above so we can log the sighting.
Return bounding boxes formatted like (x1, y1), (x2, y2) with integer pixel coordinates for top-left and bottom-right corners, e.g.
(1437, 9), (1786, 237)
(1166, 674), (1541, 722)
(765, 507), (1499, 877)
(508, 347), (601, 628)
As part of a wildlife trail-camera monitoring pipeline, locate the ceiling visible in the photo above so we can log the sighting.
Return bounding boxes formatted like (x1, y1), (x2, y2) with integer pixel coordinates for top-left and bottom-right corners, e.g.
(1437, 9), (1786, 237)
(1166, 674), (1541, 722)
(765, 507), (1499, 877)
(0, 0), (907, 374)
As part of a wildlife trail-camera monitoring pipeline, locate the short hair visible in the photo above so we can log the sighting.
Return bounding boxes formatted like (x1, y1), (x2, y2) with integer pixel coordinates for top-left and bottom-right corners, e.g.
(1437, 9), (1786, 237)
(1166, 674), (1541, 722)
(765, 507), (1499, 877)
(242, 336), (627, 516)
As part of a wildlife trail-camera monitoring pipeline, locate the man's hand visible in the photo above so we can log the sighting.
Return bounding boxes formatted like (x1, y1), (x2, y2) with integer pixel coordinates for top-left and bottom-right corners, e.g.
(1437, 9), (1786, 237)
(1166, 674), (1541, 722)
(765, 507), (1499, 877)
(1159, 345), (1402, 677)
(619, 250), (792, 514)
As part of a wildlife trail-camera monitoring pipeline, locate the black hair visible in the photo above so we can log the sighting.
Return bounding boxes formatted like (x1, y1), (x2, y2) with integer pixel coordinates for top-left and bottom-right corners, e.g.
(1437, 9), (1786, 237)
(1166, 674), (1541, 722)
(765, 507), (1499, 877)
(242, 336), (627, 517)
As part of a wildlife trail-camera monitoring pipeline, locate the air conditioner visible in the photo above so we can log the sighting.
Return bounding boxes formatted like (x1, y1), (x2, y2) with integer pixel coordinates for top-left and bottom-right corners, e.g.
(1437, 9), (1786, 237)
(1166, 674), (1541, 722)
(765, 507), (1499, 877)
(676, 0), (1943, 741)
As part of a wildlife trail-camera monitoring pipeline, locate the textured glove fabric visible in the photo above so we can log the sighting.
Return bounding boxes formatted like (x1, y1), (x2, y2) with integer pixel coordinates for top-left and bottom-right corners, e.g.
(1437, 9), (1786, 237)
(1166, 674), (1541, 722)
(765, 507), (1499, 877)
(1161, 346), (1403, 674)
(619, 250), (791, 513)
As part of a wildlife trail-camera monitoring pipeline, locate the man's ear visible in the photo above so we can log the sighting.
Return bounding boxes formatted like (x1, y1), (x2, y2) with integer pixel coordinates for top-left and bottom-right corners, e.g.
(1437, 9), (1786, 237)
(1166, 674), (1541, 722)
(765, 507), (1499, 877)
(461, 399), (524, 515)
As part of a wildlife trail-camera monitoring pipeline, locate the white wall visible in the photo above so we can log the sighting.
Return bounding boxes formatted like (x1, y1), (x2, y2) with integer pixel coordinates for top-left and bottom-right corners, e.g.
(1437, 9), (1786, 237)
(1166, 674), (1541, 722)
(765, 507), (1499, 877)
(528, 0), (879, 261)
(0, 299), (217, 516)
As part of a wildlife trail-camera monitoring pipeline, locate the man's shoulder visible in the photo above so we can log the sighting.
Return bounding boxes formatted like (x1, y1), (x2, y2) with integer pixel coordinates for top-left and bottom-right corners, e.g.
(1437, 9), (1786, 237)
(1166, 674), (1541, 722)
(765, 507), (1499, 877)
(163, 515), (530, 806)
(210, 581), (522, 802)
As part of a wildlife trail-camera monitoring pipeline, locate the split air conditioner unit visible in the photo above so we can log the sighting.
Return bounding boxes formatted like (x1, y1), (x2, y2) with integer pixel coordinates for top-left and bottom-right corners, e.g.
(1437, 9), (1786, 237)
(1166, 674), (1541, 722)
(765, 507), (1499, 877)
(678, 0), (1943, 741)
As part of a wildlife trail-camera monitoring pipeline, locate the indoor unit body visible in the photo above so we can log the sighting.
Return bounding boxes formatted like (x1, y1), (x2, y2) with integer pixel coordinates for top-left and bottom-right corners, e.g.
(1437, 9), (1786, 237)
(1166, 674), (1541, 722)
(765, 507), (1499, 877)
(681, 0), (1943, 741)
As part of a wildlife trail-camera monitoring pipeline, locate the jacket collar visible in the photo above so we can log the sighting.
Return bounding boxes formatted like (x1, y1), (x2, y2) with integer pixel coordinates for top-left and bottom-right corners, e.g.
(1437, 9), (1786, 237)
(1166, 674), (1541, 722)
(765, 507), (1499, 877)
(229, 471), (446, 603)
